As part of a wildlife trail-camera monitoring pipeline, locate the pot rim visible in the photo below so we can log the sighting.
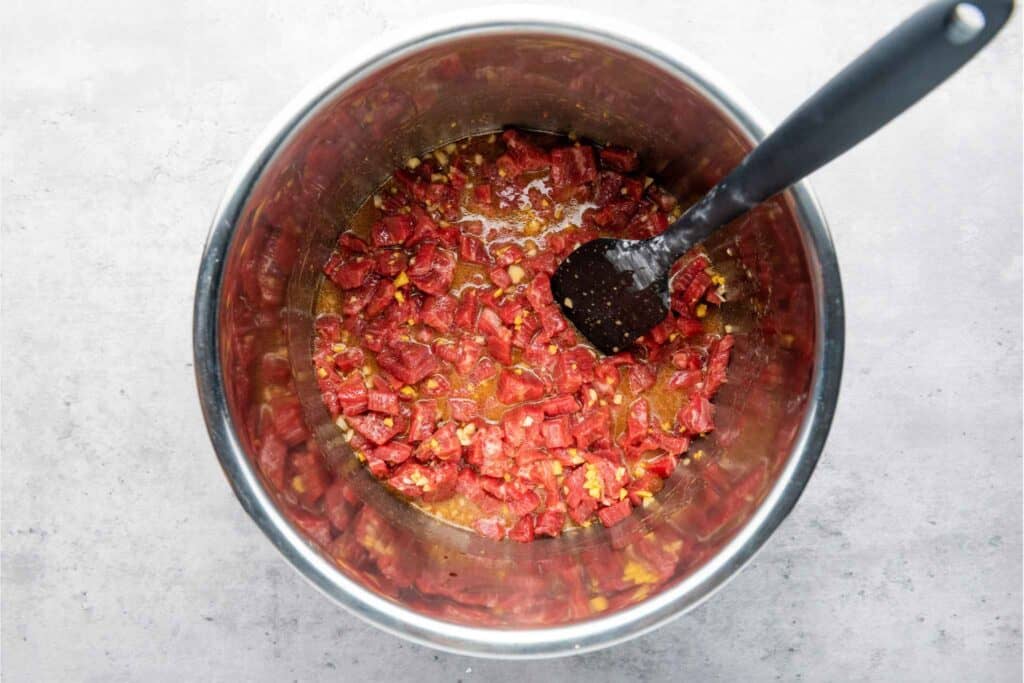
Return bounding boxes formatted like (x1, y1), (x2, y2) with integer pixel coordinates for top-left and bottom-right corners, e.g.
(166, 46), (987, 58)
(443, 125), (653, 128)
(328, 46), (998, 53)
(193, 5), (845, 659)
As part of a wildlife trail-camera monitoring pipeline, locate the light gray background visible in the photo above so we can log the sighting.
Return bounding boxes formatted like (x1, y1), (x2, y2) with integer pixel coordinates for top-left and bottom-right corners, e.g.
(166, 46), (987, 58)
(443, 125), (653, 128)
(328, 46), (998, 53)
(2, 0), (1021, 680)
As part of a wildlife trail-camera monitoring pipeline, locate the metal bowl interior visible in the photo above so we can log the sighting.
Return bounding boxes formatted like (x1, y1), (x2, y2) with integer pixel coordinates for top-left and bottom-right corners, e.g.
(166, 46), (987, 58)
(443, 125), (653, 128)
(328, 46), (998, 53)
(194, 9), (843, 658)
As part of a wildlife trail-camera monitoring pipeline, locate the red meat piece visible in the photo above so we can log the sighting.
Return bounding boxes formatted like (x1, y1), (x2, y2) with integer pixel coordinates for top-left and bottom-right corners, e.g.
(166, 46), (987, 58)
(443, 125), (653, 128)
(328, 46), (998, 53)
(406, 205), (438, 246)
(466, 424), (510, 478)
(469, 356), (497, 383)
(496, 369), (545, 404)
(704, 334), (734, 396)
(550, 146), (597, 190)
(541, 416), (573, 448)
(366, 389), (400, 415)
(456, 469), (504, 514)
(420, 294), (457, 333)
(491, 242), (525, 267)
(585, 199), (638, 231)
(418, 373), (452, 398)
(668, 369), (703, 392)
(599, 146), (639, 173)
(408, 243), (456, 295)
(415, 422), (462, 461)
(337, 232), (368, 253)
(501, 404), (544, 447)
(454, 336), (484, 375)
(672, 348), (704, 370)
(375, 250), (407, 277)
(459, 234), (490, 264)
(678, 392), (715, 434)
(324, 253), (374, 290)
(572, 408), (611, 449)
(597, 499), (633, 528)
(408, 400), (437, 442)
(374, 442), (413, 465)
(370, 214), (413, 247)
(376, 342), (439, 385)
(534, 508), (566, 537)
(564, 466), (598, 525)
(553, 347), (594, 394)
(542, 394), (580, 416)
(627, 363), (657, 393)
(626, 399), (649, 446)
(507, 515), (535, 543)
(453, 288), (480, 328)
(646, 453), (679, 479)
(348, 413), (403, 446)
(363, 279), (395, 319)
(448, 398), (479, 422)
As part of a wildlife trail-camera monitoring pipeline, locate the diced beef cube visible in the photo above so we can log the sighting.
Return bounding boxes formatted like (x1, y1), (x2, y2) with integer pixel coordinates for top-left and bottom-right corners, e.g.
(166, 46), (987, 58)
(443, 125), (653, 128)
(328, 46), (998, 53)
(550, 146), (597, 190)
(466, 424), (510, 478)
(333, 371), (369, 417)
(534, 508), (565, 537)
(496, 369), (545, 404)
(542, 394), (581, 416)
(420, 294), (457, 333)
(408, 243), (456, 295)
(459, 234), (490, 264)
(704, 334), (734, 396)
(370, 214), (413, 247)
(366, 389), (400, 415)
(376, 342), (439, 385)
(507, 514), (535, 543)
(572, 408), (611, 449)
(646, 453), (679, 479)
(415, 422), (462, 461)
(448, 398), (479, 422)
(408, 400), (437, 442)
(375, 250), (407, 277)
(541, 416), (573, 448)
(501, 404), (544, 447)
(324, 253), (374, 290)
(374, 441), (413, 465)
(599, 146), (639, 173)
(597, 499), (633, 528)
(625, 399), (650, 446)
(453, 288), (480, 329)
(627, 363), (657, 393)
(678, 392), (715, 434)
(564, 466), (599, 525)
(348, 413), (404, 446)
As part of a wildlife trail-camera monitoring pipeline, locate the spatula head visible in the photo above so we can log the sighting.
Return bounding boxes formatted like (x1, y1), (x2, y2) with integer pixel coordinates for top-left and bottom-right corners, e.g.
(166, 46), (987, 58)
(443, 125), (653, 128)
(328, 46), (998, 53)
(550, 238), (670, 355)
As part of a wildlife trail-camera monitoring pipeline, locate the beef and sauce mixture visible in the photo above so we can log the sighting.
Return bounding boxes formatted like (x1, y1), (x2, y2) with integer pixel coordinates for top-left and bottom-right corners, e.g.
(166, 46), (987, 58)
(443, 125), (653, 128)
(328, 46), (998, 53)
(313, 130), (732, 542)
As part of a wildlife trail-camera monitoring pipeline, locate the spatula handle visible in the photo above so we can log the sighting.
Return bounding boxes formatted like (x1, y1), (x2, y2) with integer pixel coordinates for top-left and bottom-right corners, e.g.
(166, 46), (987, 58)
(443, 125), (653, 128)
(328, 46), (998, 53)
(654, 0), (1014, 261)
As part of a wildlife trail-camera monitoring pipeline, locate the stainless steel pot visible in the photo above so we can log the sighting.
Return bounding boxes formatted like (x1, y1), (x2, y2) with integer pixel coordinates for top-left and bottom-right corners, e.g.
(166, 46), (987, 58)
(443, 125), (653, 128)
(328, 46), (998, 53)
(194, 7), (843, 658)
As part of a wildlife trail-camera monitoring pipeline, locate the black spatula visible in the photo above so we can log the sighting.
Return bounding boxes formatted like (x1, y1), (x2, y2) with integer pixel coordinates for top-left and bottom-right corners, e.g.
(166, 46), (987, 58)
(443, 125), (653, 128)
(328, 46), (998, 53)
(551, 0), (1013, 355)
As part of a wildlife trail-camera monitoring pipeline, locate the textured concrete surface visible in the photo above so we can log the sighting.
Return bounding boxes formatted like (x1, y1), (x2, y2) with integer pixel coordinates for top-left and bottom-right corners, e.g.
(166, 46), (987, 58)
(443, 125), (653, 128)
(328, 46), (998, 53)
(2, 1), (1021, 680)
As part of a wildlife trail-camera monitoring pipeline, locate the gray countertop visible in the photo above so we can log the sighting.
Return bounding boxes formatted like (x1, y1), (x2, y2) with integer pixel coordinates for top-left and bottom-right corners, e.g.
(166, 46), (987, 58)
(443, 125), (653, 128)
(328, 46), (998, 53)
(2, 1), (1021, 680)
